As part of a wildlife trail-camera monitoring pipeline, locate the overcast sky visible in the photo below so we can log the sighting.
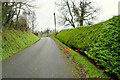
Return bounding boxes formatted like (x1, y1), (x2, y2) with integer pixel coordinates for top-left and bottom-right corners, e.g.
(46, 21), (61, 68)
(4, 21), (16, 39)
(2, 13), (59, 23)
(31, 0), (120, 32)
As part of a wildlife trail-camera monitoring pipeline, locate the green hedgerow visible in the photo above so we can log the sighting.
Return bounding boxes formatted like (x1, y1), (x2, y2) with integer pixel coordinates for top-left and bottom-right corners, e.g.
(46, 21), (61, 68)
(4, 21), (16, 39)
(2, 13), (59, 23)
(56, 15), (120, 79)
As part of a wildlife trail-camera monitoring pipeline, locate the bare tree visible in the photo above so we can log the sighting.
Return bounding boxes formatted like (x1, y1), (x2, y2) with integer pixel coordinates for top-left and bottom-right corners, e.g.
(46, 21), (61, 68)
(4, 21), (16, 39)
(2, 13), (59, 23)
(56, 0), (100, 28)
(2, 2), (22, 27)
(18, 15), (28, 31)
(43, 28), (51, 36)
(2, 0), (36, 30)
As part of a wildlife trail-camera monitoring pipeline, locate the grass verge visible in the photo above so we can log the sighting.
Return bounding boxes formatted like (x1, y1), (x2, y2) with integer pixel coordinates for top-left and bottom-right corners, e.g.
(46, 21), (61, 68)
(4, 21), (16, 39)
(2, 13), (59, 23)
(51, 36), (108, 79)
(2, 28), (40, 61)
(0, 29), (1, 79)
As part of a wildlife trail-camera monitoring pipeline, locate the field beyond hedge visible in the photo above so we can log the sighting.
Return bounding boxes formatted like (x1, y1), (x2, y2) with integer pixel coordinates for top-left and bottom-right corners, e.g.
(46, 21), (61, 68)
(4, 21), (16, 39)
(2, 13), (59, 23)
(2, 28), (40, 61)
(56, 16), (120, 79)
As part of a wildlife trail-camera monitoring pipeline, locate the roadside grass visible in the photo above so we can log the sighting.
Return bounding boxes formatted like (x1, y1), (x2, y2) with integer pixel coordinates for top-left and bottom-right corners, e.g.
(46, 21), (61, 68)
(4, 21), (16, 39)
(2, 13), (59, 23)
(0, 29), (2, 61)
(51, 36), (108, 78)
(2, 28), (40, 61)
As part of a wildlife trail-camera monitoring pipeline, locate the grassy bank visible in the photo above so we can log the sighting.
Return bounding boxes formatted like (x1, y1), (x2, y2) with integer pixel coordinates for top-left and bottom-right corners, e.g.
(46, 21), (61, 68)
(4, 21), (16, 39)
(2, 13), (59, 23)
(0, 29), (2, 61)
(2, 28), (40, 61)
(56, 15), (120, 79)
(51, 37), (108, 78)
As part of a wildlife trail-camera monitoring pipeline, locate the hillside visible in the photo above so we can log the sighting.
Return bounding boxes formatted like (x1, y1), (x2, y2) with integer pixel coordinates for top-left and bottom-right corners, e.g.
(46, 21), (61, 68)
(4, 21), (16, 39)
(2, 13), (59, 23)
(56, 15), (120, 79)
(2, 28), (40, 61)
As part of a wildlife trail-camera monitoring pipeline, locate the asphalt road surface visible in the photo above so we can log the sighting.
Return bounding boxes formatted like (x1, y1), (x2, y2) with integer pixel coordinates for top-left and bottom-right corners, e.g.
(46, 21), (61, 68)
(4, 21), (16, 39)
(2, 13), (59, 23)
(2, 37), (74, 78)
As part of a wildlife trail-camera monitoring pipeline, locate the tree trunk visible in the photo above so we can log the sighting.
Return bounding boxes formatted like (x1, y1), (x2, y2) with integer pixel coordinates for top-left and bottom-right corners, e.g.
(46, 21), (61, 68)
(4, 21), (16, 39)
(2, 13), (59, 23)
(66, 1), (75, 28)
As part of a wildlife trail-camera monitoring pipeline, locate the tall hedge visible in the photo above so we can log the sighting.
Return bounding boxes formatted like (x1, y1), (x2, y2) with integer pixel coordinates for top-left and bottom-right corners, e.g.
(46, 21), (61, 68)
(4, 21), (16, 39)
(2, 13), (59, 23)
(56, 16), (120, 79)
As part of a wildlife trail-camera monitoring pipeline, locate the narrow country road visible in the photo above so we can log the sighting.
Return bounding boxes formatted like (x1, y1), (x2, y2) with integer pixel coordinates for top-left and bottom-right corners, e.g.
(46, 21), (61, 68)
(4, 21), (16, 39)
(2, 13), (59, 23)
(2, 37), (74, 78)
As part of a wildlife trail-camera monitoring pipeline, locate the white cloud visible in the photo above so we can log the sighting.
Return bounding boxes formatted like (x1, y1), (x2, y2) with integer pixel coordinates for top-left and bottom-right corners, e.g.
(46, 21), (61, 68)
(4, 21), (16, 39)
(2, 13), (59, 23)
(94, 0), (119, 23)
(31, 0), (55, 31)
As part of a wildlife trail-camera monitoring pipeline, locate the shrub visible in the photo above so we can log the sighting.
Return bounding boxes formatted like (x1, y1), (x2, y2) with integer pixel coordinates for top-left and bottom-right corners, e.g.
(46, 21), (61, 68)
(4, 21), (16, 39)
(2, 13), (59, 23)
(56, 15), (120, 79)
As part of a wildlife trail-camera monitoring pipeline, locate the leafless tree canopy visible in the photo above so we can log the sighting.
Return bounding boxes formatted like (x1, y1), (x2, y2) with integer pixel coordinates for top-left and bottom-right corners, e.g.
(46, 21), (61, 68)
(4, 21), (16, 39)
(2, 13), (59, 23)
(2, 0), (37, 31)
(56, 0), (100, 28)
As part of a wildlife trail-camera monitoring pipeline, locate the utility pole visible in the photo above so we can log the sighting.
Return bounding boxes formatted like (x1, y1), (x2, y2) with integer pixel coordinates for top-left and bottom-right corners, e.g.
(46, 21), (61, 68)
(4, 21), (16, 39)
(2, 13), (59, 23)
(54, 12), (56, 36)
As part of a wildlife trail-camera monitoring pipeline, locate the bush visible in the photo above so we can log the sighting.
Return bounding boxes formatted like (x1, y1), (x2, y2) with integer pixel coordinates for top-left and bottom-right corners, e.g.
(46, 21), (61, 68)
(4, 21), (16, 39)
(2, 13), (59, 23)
(56, 15), (120, 79)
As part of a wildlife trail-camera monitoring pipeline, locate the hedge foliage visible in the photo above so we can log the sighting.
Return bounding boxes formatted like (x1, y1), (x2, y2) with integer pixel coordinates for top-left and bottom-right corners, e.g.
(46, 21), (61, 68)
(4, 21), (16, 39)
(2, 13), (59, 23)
(56, 16), (120, 79)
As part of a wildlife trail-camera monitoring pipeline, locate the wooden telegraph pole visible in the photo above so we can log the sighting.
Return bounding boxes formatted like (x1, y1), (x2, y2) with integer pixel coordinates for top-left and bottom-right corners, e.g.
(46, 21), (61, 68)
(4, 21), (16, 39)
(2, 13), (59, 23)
(54, 12), (56, 36)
